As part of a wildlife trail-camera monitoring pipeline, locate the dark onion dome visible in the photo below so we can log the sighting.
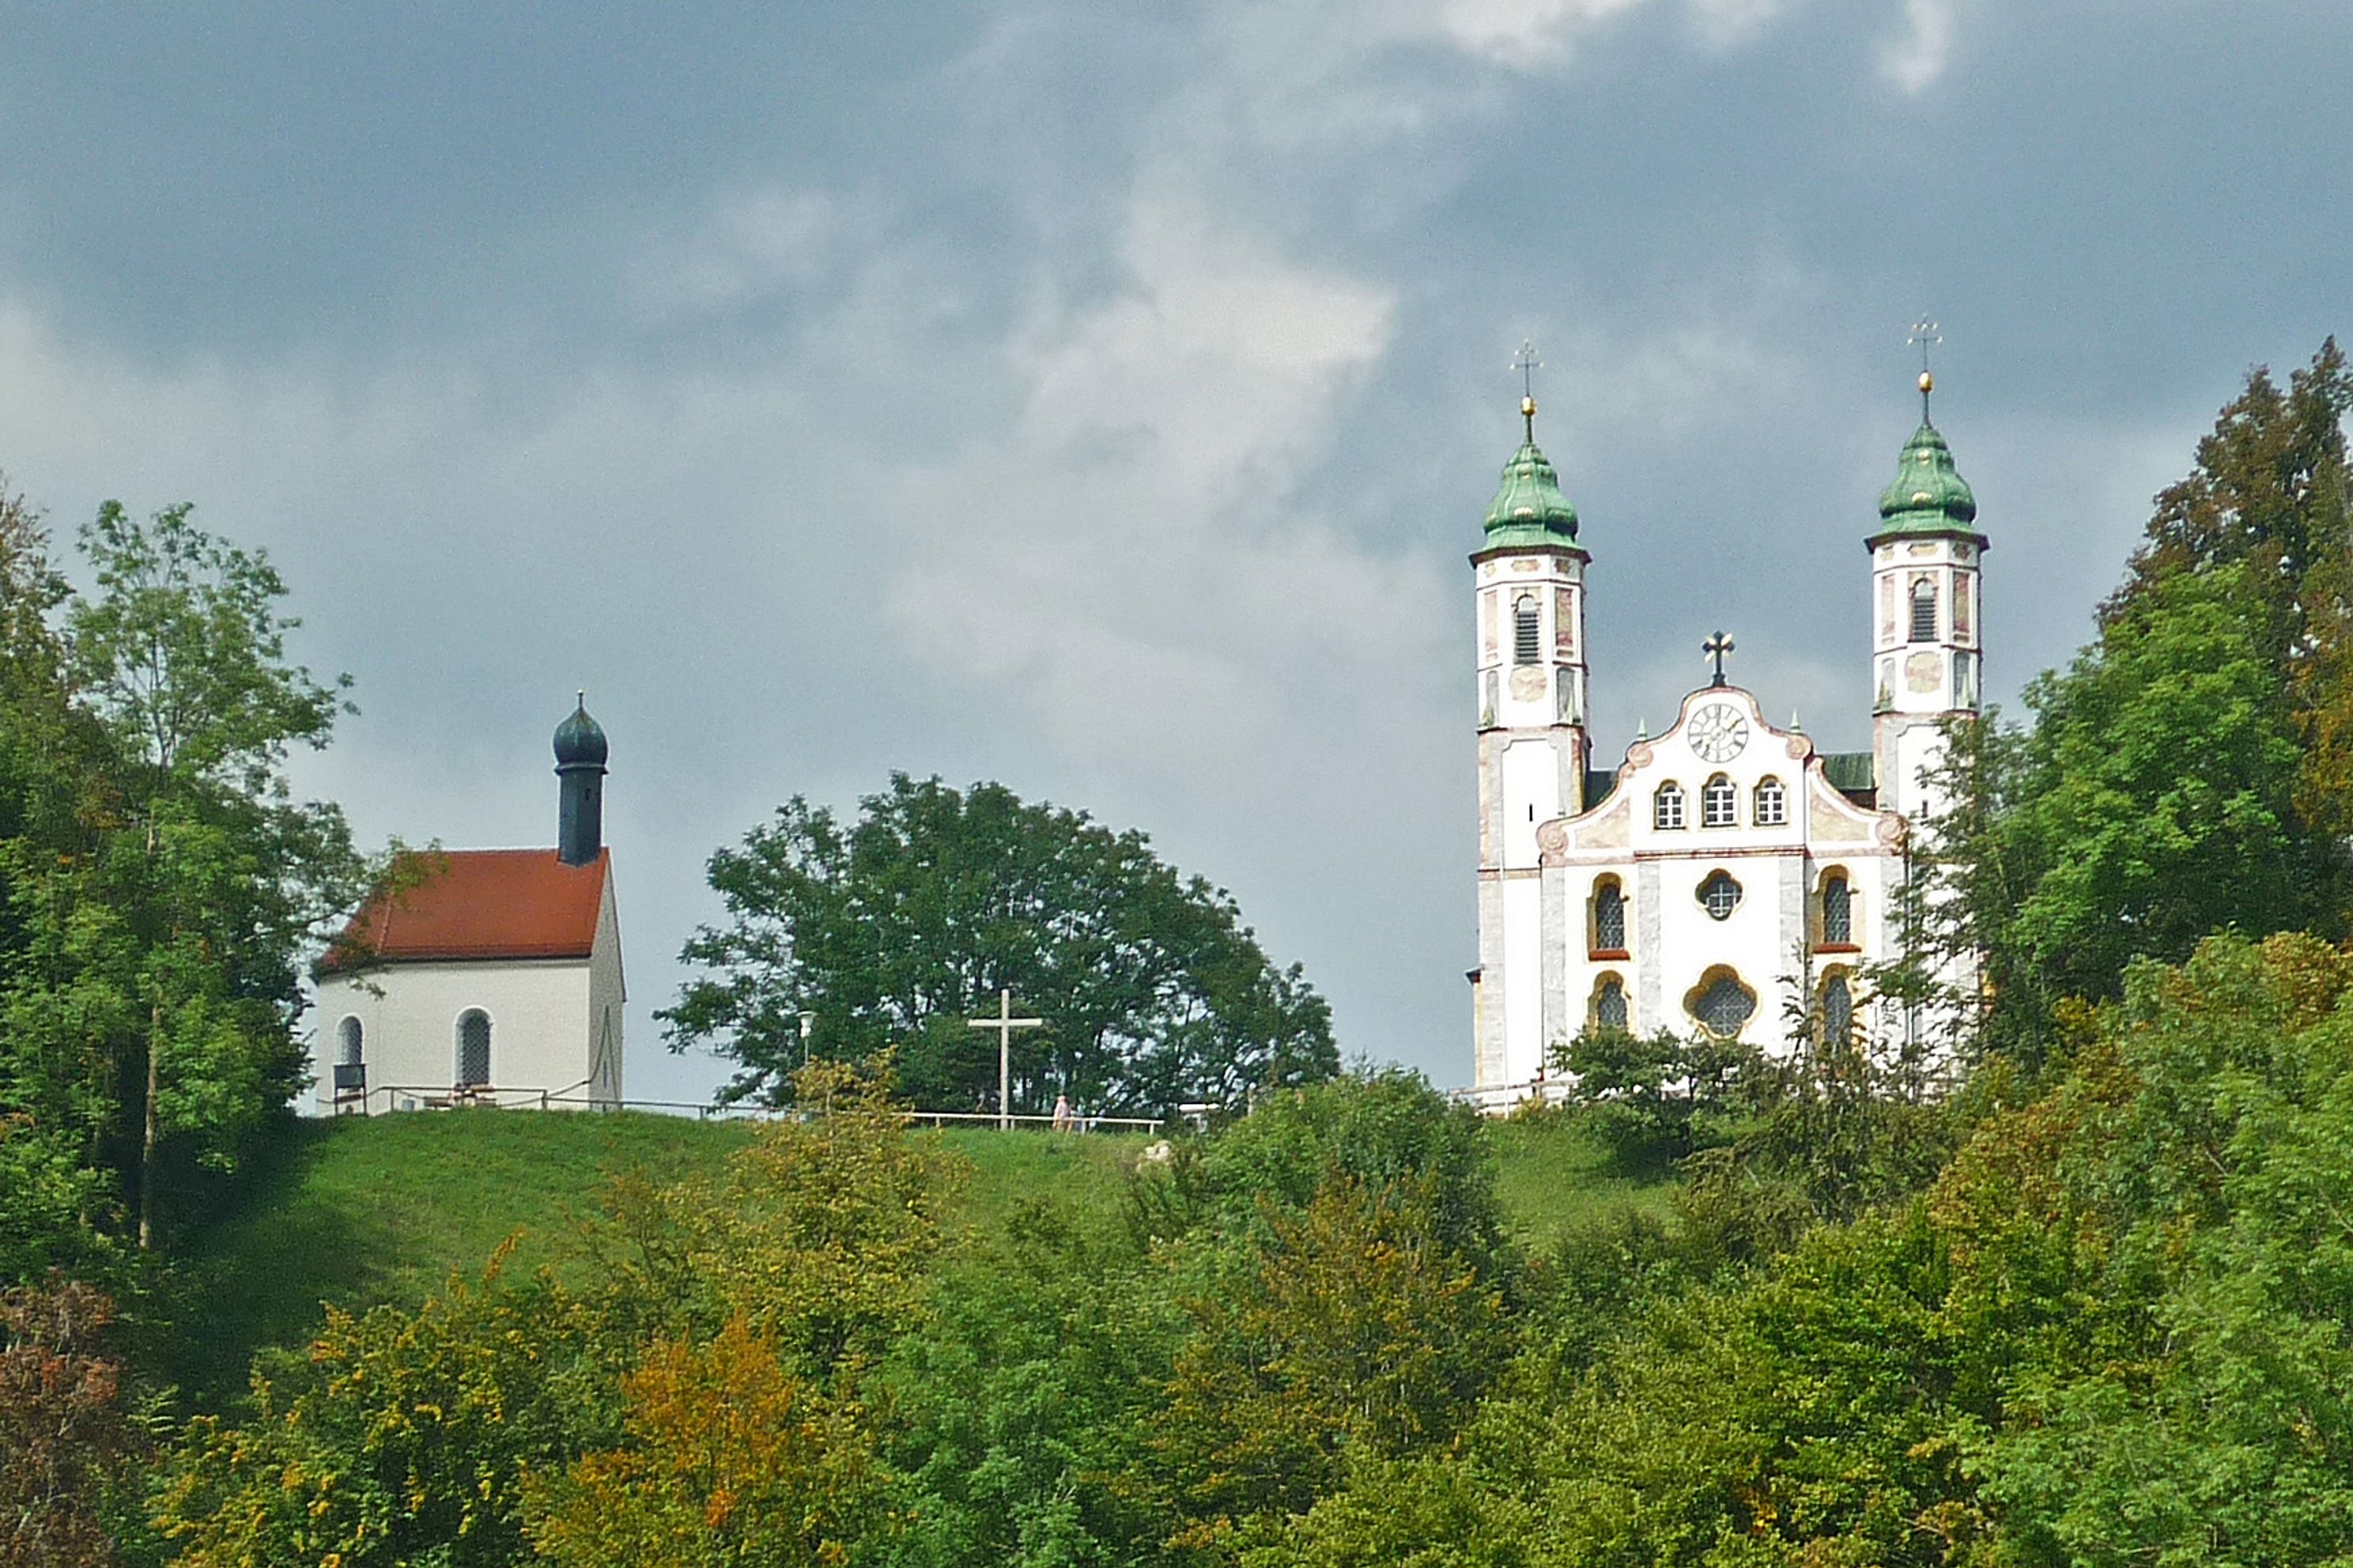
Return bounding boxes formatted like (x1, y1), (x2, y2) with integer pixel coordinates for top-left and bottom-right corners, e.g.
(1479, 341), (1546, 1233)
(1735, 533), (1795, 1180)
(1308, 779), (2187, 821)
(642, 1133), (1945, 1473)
(1480, 399), (1581, 550)
(1871, 395), (1984, 546)
(553, 693), (608, 768)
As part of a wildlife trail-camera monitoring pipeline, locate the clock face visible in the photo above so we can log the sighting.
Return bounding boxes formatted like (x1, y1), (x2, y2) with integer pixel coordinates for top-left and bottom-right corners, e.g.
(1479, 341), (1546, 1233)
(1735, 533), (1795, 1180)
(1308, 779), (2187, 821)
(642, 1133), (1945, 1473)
(1688, 703), (1749, 763)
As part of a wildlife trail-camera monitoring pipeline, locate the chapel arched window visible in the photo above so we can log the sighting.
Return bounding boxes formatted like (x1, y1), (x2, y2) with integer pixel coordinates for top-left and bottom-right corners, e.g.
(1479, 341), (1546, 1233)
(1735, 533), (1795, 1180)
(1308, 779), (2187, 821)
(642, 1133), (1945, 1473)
(456, 1009), (492, 1087)
(1593, 975), (1629, 1031)
(1820, 973), (1854, 1046)
(1701, 774), (1737, 828)
(1653, 782), (1686, 831)
(1690, 970), (1756, 1039)
(337, 1015), (364, 1068)
(1592, 879), (1626, 954)
(1822, 874), (1853, 946)
(1698, 870), (1742, 921)
(1910, 577), (1938, 643)
(1754, 776), (1787, 826)
(1513, 595), (1541, 664)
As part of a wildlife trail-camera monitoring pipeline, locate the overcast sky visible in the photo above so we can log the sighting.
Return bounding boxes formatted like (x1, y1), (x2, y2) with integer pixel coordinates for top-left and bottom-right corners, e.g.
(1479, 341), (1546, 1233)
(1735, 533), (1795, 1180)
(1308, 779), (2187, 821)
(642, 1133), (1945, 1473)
(1, 1), (2346, 1103)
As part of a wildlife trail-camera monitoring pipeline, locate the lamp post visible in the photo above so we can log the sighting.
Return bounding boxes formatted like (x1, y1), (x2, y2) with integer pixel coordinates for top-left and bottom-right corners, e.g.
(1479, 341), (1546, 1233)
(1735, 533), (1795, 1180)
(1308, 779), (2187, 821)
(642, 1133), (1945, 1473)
(798, 1011), (814, 1067)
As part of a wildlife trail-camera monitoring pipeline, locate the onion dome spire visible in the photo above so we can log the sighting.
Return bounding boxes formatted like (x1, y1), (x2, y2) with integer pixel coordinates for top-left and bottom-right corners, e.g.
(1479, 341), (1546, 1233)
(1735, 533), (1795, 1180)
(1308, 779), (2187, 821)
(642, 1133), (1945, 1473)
(553, 691), (609, 767)
(1482, 343), (1580, 549)
(1869, 340), (1985, 546)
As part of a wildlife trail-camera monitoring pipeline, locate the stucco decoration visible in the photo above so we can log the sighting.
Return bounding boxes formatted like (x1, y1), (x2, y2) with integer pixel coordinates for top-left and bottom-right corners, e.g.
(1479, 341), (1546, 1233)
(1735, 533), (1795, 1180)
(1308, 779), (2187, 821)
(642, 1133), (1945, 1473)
(1509, 666), (1546, 700)
(1808, 777), (1874, 841)
(1785, 733), (1813, 761)
(1535, 820), (1570, 861)
(1905, 651), (1942, 691)
(1626, 740), (1654, 769)
(1574, 795), (1631, 848)
(1876, 813), (1909, 847)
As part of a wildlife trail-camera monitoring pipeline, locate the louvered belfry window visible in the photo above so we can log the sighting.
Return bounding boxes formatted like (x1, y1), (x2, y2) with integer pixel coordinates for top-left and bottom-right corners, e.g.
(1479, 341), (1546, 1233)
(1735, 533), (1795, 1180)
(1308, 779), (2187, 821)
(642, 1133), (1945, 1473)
(1910, 577), (1938, 642)
(1513, 596), (1541, 664)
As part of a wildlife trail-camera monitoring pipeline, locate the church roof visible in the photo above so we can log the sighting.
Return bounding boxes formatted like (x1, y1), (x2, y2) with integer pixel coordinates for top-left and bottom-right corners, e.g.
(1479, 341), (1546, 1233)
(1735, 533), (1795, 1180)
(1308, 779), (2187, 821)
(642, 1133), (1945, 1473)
(320, 848), (610, 972)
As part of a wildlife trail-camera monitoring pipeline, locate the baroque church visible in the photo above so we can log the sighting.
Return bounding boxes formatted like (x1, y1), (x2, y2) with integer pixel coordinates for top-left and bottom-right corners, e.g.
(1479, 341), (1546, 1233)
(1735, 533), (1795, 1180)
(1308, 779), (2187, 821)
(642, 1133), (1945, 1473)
(1467, 369), (1985, 1105)
(313, 697), (626, 1113)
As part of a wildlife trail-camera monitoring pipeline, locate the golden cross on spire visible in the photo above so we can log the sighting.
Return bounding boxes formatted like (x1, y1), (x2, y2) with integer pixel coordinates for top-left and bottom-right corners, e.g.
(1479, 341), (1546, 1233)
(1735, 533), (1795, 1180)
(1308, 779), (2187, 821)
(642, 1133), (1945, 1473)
(1512, 339), (1543, 440)
(1908, 317), (1942, 422)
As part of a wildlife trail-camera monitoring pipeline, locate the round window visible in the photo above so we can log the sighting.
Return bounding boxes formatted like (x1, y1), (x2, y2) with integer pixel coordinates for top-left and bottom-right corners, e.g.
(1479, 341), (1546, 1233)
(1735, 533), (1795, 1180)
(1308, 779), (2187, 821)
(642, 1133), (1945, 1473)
(1698, 870), (1741, 920)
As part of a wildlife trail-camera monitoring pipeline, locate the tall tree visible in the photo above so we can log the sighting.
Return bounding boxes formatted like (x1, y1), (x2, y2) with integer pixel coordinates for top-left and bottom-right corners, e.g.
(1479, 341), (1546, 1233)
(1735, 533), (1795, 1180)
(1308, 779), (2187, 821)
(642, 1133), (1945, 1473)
(663, 775), (1336, 1115)
(59, 501), (361, 1249)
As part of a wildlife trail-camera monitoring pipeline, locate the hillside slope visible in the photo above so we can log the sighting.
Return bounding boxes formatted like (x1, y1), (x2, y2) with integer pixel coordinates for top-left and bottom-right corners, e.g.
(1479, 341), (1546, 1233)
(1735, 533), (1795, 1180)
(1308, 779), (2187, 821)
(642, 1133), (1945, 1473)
(157, 1105), (1667, 1409)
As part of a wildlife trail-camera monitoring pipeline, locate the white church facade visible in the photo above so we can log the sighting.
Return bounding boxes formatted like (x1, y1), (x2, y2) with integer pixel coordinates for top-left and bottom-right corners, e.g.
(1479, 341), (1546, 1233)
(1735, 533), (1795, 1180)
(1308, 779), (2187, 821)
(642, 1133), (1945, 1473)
(312, 698), (626, 1113)
(1468, 373), (1985, 1103)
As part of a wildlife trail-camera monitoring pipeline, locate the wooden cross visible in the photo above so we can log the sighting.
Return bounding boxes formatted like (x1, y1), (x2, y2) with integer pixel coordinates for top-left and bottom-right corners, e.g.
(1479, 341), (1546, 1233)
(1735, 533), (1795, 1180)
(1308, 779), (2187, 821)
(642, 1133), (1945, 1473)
(968, 988), (1042, 1131)
(1703, 629), (1735, 687)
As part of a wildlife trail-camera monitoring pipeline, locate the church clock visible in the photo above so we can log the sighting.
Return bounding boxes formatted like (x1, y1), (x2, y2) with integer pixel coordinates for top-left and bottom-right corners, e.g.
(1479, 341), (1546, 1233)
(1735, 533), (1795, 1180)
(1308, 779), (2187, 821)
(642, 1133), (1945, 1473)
(1688, 703), (1748, 762)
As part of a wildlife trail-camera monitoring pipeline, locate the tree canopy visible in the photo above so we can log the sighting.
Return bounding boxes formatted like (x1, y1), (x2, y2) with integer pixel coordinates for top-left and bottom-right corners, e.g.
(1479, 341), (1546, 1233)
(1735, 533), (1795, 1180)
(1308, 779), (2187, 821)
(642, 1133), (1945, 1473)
(662, 774), (1337, 1115)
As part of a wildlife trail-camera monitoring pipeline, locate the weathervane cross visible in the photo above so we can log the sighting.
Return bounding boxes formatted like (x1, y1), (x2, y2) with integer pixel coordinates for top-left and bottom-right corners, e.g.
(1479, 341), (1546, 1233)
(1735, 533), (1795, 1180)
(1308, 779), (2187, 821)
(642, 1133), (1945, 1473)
(1513, 340), (1543, 440)
(1908, 317), (1943, 421)
(1703, 629), (1735, 687)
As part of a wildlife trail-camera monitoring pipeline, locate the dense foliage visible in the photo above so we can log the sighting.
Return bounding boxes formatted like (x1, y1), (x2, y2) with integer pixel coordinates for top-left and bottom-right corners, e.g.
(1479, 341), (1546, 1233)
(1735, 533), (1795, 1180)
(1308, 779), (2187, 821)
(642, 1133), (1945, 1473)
(663, 774), (1337, 1115)
(0, 488), (361, 1276)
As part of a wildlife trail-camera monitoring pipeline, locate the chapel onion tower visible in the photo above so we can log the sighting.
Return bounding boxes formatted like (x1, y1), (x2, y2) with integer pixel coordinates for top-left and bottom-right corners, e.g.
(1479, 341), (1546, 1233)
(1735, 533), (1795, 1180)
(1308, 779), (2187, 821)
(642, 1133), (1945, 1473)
(1867, 368), (1987, 826)
(1468, 387), (1589, 1088)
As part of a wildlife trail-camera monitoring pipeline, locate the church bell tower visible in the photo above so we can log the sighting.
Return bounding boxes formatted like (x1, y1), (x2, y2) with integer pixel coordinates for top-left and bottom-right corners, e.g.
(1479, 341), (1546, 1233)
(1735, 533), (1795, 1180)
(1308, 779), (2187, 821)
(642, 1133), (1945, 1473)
(1471, 366), (1588, 1092)
(1868, 361), (1986, 826)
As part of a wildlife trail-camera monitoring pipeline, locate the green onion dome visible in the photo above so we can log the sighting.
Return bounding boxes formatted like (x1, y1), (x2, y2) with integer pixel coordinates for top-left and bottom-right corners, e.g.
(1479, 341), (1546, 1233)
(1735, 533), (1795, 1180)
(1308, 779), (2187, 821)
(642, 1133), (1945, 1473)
(1872, 418), (1982, 543)
(1481, 406), (1580, 549)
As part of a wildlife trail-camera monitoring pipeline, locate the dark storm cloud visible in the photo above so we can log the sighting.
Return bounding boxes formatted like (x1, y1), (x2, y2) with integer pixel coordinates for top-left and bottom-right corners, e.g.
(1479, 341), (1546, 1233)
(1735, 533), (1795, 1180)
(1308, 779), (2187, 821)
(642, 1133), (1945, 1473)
(0, 0), (2344, 1100)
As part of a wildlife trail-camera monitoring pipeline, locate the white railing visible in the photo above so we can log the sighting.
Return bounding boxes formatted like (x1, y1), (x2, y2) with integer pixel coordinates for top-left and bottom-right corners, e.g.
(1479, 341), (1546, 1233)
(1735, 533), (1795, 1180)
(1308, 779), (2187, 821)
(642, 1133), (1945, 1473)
(337, 1082), (1161, 1132)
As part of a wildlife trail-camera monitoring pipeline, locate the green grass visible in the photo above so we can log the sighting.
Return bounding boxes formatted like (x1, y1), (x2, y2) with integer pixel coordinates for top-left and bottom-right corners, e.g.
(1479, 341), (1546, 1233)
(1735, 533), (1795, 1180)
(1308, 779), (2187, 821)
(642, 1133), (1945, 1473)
(157, 1105), (1671, 1409)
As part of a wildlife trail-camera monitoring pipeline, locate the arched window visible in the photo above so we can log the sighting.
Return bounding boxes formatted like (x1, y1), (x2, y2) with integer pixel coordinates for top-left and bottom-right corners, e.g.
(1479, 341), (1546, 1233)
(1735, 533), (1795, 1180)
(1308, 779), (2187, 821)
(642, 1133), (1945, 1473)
(1822, 874), (1853, 946)
(1513, 595), (1541, 664)
(456, 1010), (492, 1087)
(1653, 781), (1686, 830)
(1820, 973), (1854, 1045)
(1910, 577), (1938, 642)
(336, 1015), (364, 1068)
(1592, 974), (1629, 1031)
(1701, 773), (1737, 828)
(1592, 878), (1626, 954)
(1754, 776), (1787, 826)
(1688, 969), (1756, 1039)
(1698, 869), (1742, 920)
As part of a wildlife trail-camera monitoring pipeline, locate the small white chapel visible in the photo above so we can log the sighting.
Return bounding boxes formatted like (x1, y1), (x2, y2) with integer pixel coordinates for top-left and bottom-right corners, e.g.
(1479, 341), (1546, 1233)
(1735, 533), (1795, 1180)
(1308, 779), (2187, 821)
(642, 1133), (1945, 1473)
(1467, 361), (1985, 1104)
(313, 697), (625, 1112)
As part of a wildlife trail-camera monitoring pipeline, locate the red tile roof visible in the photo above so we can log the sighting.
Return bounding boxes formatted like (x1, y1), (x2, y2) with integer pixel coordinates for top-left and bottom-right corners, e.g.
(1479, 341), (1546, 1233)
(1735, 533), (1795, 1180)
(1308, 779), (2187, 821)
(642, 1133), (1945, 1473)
(322, 848), (610, 971)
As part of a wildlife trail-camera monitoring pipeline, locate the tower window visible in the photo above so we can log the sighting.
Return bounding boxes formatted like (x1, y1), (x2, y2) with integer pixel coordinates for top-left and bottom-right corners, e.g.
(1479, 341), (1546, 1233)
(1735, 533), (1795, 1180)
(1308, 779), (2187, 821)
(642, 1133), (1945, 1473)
(1592, 879), (1626, 954)
(1593, 974), (1629, 1031)
(1689, 969), (1756, 1039)
(1701, 774), (1737, 828)
(1910, 577), (1938, 642)
(1653, 781), (1686, 830)
(1821, 973), (1854, 1046)
(456, 1009), (492, 1087)
(1698, 870), (1742, 920)
(336, 1015), (364, 1068)
(1513, 595), (1540, 664)
(1754, 776), (1787, 826)
(1821, 874), (1853, 946)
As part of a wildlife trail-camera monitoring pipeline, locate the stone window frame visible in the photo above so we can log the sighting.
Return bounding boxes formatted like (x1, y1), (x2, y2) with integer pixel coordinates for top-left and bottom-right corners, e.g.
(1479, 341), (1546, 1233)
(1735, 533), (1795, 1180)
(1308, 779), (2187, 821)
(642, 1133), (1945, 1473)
(1590, 972), (1630, 1032)
(1697, 868), (1743, 921)
(1815, 867), (1858, 951)
(1653, 780), (1686, 831)
(1700, 773), (1738, 829)
(1685, 965), (1756, 1041)
(1754, 775), (1787, 826)
(1589, 875), (1628, 958)
(1818, 965), (1857, 1048)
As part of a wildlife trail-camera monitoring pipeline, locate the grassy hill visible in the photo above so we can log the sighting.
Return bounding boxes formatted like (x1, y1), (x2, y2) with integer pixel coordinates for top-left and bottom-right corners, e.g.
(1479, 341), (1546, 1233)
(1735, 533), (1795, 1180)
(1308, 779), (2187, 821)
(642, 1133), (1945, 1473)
(156, 1105), (1669, 1409)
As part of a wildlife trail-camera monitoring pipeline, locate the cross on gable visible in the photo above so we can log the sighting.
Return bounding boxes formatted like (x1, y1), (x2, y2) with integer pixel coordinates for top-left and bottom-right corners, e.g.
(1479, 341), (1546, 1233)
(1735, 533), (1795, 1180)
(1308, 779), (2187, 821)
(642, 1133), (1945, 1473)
(1702, 630), (1735, 687)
